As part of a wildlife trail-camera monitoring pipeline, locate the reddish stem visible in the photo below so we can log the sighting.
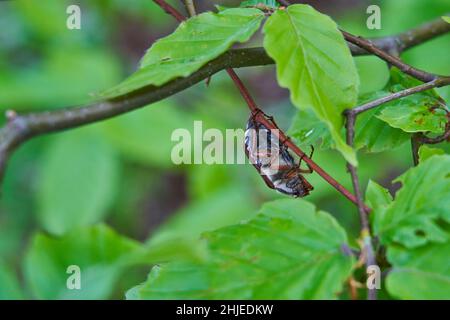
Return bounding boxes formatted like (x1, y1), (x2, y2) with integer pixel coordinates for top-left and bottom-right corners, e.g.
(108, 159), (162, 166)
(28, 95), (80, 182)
(153, 0), (186, 22)
(153, 0), (369, 210)
(228, 71), (366, 208)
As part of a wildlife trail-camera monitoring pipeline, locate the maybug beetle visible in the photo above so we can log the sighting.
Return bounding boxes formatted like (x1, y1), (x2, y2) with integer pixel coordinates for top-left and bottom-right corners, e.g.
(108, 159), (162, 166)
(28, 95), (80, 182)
(244, 110), (314, 198)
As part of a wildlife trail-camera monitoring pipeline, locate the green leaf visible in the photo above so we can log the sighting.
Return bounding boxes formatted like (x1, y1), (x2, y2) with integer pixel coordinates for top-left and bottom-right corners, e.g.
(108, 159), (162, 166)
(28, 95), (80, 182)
(374, 155), (450, 248)
(418, 145), (445, 162)
(353, 91), (411, 152)
(263, 4), (359, 165)
(24, 225), (140, 299)
(441, 16), (450, 24)
(37, 129), (119, 235)
(354, 106), (411, 152)
(101, 8), (264, 98)
(0, 260), (24, 299)
(130, 199), (354, 299)
(365, 180), (392, 212)
(288, 108), (333, 149)
(376, 101), (447, 134)
(377, 68), (447, 134)
(365, 180), (392, 232)
(386, 241), (450, 299)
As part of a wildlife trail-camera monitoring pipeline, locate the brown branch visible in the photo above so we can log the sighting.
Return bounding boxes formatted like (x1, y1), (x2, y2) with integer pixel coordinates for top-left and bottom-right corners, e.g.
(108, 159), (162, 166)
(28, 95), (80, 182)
(0, 48), (273, 182)
(341, 30), (448, 83)
(418, 110), (450, 145)
(0, 5), (448, 189)
(153, 0), (185, 22)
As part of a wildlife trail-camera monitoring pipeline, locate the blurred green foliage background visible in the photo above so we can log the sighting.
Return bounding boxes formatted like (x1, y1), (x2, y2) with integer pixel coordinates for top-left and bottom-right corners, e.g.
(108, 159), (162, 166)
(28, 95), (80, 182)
(0, 0), (449, 299)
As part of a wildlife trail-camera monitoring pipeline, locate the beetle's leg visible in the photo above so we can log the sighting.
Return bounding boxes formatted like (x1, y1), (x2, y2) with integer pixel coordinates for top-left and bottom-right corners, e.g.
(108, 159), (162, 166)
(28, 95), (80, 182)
(308, 145), (315, 159)
(280, 135), (291, 146)
(250, 107), (265, 119)
(298, 145), (314, 173)
(260, 173), (275, 189)
(270, 164), (292, 171)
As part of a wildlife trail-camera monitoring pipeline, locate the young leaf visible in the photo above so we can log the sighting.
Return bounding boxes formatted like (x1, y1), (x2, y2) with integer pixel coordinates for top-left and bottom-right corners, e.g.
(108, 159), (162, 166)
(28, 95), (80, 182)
(386, 241), (450, 299)
(443, 16), (450, 23)
(129, 199), (355, 299)
(418, 145), (445, 162)
(353, 107), (410, 152)
(37, 129), (119, 235)
(263, 4), (359, 165)
(365, 180), (392, 232)
(288, 108), (333, 149)
(365, 180), (392, 212)
(374, 155), (450, 248)
(101, 8), (264, 98)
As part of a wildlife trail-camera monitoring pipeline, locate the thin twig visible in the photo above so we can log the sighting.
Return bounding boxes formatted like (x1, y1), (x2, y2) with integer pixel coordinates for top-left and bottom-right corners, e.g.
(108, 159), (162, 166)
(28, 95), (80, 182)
(411, 134), (421, 166)
(153, 0), (186, 22)
(345, 113), (377, 300)
(348, 78), (450, 115)
(181, 0), (196, 17)
(419, 130), (450, 144)
(341, 30), (446, 83)
(227, 69), (369, 209)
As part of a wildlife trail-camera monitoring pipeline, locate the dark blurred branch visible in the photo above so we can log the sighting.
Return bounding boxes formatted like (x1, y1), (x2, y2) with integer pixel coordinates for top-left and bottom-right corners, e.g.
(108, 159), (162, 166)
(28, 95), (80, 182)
(0, 10), (449, 185)
(0, 48), (272, 182)
(347, 15), (450, 56)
